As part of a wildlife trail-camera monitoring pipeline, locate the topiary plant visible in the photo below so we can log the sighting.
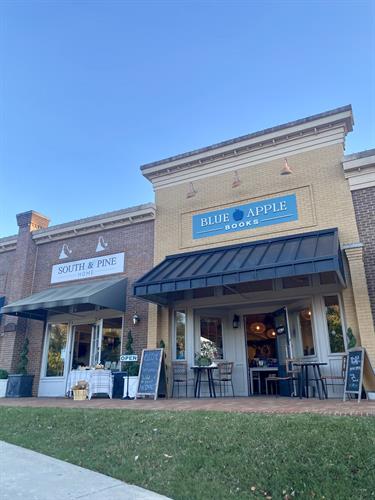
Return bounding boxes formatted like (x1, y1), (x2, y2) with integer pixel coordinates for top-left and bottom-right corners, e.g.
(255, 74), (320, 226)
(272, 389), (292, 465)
(124, 330), (139, 376)
(346, 327), (356, 349)
(0, 369), (8, 379)
(17, 337), (29, 375)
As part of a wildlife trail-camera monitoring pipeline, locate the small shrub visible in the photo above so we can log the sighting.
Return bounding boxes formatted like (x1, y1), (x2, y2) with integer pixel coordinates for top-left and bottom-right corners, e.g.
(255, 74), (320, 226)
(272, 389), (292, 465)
(0, 369), (8, 379)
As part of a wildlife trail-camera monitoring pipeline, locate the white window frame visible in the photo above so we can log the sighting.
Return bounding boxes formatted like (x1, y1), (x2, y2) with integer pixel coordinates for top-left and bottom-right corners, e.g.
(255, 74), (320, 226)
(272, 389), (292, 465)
(322, 294), (347, 355)
(173, 309), (187, 361)
(41, 322), (71, 379)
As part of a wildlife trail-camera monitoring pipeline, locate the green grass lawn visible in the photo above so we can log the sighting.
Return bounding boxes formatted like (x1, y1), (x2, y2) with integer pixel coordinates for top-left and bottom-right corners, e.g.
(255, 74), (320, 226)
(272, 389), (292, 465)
(0, 408), (374, 499)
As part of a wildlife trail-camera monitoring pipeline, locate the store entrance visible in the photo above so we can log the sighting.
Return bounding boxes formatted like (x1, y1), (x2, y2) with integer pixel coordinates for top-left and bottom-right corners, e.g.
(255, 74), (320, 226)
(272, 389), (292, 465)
(71, 323), (95, 369)
(245, 307), (292, 395)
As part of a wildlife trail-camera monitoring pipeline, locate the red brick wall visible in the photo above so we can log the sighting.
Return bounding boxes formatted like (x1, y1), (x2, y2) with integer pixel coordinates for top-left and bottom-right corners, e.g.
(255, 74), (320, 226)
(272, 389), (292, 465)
(0, 214), (154, 395)
(351, 186), (375, 327)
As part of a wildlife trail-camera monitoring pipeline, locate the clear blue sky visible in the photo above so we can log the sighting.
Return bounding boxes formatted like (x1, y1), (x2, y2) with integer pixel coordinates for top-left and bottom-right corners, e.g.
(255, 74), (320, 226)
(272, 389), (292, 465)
(1, 0), (374, 237)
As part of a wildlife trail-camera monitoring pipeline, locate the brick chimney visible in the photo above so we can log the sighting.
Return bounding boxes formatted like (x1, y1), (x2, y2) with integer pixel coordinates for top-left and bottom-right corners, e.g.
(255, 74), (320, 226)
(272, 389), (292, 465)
(4, 211), (49, 372)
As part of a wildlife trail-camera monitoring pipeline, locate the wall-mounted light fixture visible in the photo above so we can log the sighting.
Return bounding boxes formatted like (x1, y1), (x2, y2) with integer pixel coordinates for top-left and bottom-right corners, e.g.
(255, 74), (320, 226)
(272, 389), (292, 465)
(232, 314), (240, 329)
(132, 312), (140, 325)
(280, 158), (293, 175)
(186, 182), (197, 198)
(232, 170), (241, 188)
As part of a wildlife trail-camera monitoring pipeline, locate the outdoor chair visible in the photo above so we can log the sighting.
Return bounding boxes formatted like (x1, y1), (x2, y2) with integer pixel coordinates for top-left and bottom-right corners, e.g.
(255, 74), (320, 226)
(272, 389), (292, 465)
(321, 355), (347, 395)
(172, 361), (188, 398)
(214, 361), (235, 397)
(265, 359), (299, 397)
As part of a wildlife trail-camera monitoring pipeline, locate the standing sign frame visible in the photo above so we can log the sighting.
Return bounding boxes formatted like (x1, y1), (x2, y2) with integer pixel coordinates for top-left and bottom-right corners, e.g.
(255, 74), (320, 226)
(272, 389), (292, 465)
(343, 347), (365, 403)
(135, 348), (166, 400)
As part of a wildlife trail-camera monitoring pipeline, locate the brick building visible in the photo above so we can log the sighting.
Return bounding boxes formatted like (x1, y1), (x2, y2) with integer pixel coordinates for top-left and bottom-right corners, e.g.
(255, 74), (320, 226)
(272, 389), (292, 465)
(134, 105), (375, 397)
(0, 204), (155, 396)
(1, 105), (374, 399)
(343, 149), (375, 327)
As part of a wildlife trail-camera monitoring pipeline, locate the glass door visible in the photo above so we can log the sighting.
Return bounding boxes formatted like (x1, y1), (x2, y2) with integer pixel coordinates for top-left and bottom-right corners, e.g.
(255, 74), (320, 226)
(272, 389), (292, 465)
(90, 320), (103, 367)
(272, 307), (293, 396)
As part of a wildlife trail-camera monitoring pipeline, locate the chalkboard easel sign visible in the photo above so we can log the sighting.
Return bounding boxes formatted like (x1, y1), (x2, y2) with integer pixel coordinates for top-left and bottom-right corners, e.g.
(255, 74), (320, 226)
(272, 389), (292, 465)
(136, 349), (166, 400)
(343, 347), (365, 403)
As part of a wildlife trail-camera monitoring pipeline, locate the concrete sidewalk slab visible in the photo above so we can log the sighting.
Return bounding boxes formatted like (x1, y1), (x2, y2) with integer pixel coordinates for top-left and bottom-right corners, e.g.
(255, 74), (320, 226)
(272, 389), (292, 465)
(1, 441), (170, 500)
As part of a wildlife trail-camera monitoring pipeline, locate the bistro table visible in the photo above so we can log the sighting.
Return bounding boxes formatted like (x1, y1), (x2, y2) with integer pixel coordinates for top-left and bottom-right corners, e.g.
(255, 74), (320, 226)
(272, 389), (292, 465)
(249, 367), (278, 395)
(292, 361), (328, 400)
(191, 365), (218, 398)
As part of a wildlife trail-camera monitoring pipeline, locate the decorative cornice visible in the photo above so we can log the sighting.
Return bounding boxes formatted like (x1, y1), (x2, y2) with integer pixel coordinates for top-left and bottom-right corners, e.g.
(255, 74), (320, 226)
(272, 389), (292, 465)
(141, 106), (353, 187)
(0, 236), (18, 254)
(32, 204), (156, 244)
(342, 149), (375, 191)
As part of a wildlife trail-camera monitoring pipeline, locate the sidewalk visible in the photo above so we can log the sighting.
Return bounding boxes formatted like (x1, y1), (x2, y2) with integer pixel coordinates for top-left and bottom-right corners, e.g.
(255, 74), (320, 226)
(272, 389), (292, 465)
(1, 441), (170, 500)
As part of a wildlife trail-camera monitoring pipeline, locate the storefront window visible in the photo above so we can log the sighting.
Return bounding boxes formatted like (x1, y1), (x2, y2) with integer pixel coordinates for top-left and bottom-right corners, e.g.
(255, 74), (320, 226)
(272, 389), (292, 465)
(101, 318), (122, 367)
(324, 296), (345, 353)
(175, 310), (186, 360)
(45, 323), (68, 377)
(298, 307), (315, 356)
(200, 317), (223, 359)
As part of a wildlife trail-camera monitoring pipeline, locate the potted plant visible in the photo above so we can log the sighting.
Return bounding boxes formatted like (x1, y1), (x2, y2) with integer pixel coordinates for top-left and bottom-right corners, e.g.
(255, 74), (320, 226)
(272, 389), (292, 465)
(6, 338), (34, 397)
(122, 330), (140, 398)
(0, 369), (8, 398)
(195, 338), (218, 366)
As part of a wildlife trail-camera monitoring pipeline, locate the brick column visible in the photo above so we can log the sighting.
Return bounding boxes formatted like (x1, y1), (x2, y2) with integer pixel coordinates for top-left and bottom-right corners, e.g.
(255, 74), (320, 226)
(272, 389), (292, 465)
(4, 211), (49, 373)
(345, 245), (375, 364)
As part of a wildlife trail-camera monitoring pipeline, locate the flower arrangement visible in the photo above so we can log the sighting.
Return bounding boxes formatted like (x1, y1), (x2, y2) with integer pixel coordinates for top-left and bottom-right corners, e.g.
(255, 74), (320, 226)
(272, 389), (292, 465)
(94, 363), (104, 370)
(72, 380), (88, 390)
(195, 338), (218, 366)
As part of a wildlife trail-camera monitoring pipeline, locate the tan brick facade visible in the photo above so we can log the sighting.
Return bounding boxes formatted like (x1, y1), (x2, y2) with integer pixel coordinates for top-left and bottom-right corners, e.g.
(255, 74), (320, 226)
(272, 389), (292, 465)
(141, 106), (375, 369)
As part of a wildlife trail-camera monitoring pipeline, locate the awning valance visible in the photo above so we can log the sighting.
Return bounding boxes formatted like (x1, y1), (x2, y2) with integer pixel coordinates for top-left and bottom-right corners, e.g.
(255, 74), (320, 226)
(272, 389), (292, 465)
(134, 228), (345, 304)
(1, 277), (127, 321)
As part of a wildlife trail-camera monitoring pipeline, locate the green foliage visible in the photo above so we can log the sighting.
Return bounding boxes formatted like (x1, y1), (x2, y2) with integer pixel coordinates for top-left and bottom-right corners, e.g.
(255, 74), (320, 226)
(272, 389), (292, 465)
(347, 327), (357, 349)
(159, 339), (165, 349)
(17, 338), (29, 375)
(0, 369), (8, 379)
(326, 305), (345, 353)
(0, 408), (374, 500)
(124, 330), (139, 376)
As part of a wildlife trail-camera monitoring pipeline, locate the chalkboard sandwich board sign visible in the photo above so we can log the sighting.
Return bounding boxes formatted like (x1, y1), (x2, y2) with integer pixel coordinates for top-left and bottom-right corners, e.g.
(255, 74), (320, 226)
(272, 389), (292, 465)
(343, 347), (365, 403)
(136, 349), (166, 400)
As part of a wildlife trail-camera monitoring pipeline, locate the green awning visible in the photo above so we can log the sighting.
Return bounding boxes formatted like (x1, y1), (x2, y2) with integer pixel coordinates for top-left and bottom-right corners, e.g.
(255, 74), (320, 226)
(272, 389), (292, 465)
(0, 278), (127, 321)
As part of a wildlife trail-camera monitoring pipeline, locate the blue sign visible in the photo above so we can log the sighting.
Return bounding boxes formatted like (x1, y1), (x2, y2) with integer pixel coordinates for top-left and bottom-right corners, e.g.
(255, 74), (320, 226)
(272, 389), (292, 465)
(192, 194), (298, 239)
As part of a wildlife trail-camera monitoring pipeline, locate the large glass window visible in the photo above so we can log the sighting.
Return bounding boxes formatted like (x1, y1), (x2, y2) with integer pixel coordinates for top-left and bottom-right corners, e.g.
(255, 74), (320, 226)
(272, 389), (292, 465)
(324, 296), (345, 353)
(45, 323), (68, 377)
(200, 317), (223, 359)
(298, 306), (315, 356)
(101, 318), (122, 366)
(175, 310), (186, 360)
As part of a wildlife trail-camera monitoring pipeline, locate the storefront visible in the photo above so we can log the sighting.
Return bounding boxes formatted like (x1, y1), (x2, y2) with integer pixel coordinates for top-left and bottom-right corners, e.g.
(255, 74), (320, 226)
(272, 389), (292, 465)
(0, 204), (155, 396)
(134, 105), (375, 397)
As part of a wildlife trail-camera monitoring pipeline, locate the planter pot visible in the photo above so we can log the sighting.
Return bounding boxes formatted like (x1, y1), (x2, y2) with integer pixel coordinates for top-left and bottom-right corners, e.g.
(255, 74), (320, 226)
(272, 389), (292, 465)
(368, 392), (375, 401)
(122, 376), (139, 399)
(6, 374), (34, 397)
(0, 379), (8, 398)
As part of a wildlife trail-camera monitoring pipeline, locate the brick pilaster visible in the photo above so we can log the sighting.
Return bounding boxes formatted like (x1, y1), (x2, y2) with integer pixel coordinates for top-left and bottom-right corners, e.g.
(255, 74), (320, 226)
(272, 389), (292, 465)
(345, 246), (375, 365)
(4, 211), (49, 373)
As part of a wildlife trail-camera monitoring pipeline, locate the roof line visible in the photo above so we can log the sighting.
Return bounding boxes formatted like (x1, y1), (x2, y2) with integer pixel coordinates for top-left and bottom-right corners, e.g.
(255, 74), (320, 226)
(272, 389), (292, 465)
(141, 105), (353, 171)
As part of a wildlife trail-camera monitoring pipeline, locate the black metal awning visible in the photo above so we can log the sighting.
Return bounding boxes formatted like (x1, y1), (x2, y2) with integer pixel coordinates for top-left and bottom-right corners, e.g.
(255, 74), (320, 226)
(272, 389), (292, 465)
(134, 228), (345, 304)
(0, 277), (127, 321)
